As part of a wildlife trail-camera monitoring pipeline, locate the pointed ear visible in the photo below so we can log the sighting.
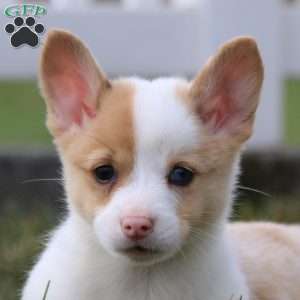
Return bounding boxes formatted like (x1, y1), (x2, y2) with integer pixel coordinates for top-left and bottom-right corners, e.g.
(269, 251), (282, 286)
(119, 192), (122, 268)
(190, 37), (264, 142)
(39, 30), (111, 136)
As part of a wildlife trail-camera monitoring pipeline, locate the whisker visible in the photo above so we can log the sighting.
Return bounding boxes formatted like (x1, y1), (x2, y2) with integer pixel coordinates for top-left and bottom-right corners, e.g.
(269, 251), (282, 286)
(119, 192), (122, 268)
(236, 185), (271, 197)
(22, 178), (63, 184)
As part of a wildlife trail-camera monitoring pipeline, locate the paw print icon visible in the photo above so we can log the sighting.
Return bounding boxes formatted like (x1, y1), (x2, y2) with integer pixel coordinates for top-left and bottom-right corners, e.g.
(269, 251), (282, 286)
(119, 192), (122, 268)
(5, 16), (45, 48)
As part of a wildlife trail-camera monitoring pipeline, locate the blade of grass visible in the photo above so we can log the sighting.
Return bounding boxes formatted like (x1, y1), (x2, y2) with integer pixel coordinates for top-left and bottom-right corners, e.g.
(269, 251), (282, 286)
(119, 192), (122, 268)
(42, 280), (51, 300)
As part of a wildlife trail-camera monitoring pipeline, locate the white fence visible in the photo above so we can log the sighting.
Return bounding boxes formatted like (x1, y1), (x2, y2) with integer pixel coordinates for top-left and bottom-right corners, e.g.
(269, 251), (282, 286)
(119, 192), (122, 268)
(0, 0), (299, 148)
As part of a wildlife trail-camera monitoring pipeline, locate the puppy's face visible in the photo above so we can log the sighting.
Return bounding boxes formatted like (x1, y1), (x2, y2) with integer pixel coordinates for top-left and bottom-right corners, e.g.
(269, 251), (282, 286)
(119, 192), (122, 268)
(39, 30), (263, 264)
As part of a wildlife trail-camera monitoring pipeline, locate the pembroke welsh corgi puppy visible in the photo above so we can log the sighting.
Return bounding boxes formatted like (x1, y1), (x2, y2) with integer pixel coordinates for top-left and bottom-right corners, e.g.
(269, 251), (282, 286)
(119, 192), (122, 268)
(22, 30), (300, 300)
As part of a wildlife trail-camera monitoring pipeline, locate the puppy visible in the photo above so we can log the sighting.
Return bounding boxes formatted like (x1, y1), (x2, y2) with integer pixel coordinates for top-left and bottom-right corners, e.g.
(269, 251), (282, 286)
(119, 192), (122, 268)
(22, 30), (300, 300)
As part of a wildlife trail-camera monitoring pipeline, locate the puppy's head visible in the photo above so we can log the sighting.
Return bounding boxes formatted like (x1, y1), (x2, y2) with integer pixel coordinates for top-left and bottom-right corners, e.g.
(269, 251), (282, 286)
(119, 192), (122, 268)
(39, 30), (263, 265)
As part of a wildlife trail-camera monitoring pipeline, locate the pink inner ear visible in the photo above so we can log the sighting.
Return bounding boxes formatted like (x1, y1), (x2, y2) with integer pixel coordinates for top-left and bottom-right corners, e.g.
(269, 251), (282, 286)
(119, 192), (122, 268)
(49, 73), (96, 130)
(200, 64), (248, 133)
(201, 91), (238, 133)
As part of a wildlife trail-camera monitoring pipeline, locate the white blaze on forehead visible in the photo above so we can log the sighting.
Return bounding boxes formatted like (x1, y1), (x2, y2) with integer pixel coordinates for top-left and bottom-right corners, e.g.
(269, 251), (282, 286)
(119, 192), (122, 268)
(130, 77), (201, 168)
(94, 78), (202, 256)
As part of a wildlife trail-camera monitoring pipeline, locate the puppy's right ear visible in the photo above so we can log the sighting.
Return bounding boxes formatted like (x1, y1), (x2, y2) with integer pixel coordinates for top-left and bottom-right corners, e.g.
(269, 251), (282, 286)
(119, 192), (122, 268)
(39, 30), (111, 136)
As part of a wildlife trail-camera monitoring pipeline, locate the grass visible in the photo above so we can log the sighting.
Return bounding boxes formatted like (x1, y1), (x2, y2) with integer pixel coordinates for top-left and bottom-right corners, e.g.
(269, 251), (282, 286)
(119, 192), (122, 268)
(0, 79), (300, 146)
(233, 196), (300, 223)
(42, 281), (51, 300)
(0, 207), (55, 300)
(0, 80), (51, 146)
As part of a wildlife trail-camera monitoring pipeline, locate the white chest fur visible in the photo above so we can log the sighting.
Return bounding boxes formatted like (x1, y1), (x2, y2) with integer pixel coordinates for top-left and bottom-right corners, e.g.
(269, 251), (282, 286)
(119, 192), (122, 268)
(22, 215), (248, 300)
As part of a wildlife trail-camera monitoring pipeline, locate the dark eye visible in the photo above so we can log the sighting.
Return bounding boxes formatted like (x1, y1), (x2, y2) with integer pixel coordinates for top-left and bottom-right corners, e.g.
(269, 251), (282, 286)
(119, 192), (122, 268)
(94, 165), (116, 183)
(168, 166), (194, 187)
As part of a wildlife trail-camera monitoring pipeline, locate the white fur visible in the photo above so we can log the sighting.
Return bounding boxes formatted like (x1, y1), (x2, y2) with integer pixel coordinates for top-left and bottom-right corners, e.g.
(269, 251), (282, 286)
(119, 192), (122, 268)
(22, 216), (248, 300)
(22, 78), (248, 300)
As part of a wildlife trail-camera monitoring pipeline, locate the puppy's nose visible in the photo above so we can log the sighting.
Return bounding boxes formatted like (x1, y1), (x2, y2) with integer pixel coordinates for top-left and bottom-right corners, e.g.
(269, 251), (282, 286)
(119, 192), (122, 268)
(121, 216), (153, 240)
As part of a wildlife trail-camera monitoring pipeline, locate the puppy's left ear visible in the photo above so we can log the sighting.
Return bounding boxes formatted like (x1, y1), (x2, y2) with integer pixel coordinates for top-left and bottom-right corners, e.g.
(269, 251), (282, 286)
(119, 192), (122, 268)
(190, 37), (264, 142)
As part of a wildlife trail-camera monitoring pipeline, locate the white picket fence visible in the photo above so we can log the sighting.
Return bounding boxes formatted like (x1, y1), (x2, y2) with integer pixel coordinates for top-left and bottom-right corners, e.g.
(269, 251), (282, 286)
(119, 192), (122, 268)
(0, 0), (299, 147)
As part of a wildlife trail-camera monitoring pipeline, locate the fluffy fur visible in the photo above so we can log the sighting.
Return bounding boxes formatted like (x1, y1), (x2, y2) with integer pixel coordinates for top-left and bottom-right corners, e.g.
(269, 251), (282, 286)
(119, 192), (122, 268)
(22, 30), (300, 300)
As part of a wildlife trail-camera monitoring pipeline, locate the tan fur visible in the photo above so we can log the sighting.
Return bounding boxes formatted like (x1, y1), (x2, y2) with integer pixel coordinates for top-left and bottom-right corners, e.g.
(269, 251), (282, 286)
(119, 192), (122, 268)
(52, 80), (135, 220)
(175, 87), (242, 237)
(61, 80), (135, 220)
(176, 158), (236, 239)
(230, 223), (300, 300)
(168, 130), (239, 233)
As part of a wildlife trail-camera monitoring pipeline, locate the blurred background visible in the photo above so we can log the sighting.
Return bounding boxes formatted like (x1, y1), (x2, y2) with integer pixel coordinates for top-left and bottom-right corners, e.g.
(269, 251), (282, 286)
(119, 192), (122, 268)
(0, 0), (300, 299)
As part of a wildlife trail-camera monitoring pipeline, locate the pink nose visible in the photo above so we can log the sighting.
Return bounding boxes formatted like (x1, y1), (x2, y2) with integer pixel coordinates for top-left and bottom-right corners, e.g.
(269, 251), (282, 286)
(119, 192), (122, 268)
(121, 216), (154, 240)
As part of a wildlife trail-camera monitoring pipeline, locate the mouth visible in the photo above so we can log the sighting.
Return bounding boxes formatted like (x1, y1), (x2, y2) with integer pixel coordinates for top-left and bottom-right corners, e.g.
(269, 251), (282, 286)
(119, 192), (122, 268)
(123, 245), (159, 255)
(120, 245), (161, 259)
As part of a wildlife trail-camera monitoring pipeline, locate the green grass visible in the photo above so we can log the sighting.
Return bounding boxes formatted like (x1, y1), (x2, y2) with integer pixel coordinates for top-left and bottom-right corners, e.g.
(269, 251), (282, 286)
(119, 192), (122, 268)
(0, 79), (300, 146)
(0, 207), (55, 300)
(233, 196), (300, 223)
(0, 80), (51, 146)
